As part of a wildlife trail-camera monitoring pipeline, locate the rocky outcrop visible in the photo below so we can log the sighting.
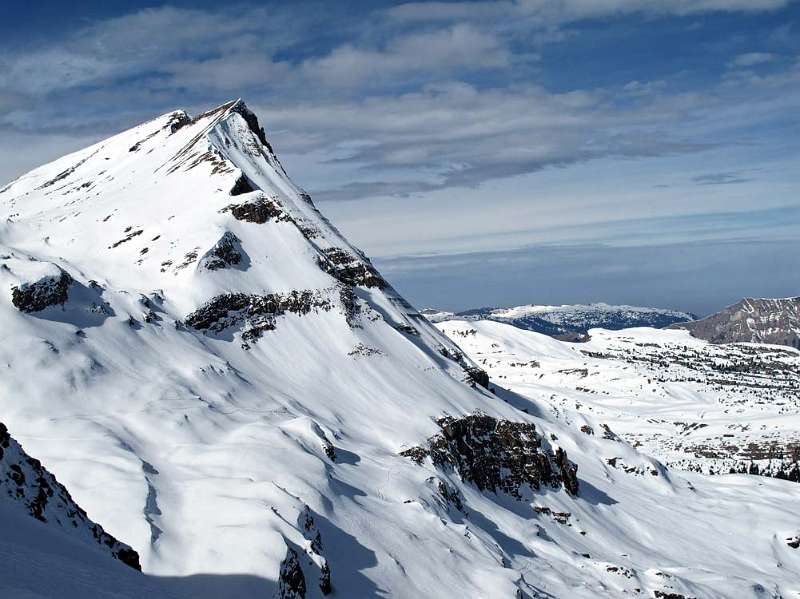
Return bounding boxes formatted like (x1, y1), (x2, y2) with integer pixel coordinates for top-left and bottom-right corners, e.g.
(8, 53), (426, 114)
(319, 562), (332, 595)
(654, 591), (695, 599)
(298, 505), (333, 595)
(11, 268), (73, 312)
(555, 447), (579, 495)
(109, 227), (144, 248)
(401, 414), (578, 499)
(229, 174), (256, 196)
(436, 345), (490, 389)
(338, 284), (361, 327)
(167, 111), (191, 134)
(464, 365), (490, 389)
(316, 247), (386, 289)
(278, 547), (307, 599)
(222, 196), (289, 224)
(0, 422), (141, 570)
(669, 297), (800, 349)
(185, 290), (333, 346)
(199, 232), (243, 271)
(435, 478), (464, 512)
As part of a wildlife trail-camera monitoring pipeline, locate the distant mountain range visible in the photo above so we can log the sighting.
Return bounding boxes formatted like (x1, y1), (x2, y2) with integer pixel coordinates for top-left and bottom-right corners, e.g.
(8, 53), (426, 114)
(670, 297), (800, 348)
(422, 302), (696, 340)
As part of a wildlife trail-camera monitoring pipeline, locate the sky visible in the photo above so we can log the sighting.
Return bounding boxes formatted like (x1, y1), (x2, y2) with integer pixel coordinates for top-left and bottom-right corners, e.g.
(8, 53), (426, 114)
(1, 0), (798, 316)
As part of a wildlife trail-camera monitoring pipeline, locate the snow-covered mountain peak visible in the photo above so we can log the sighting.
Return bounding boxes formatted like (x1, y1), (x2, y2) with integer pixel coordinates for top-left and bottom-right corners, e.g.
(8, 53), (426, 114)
(3, 102), (799, 598)
(1, 98), (377, 315)
(3, 101), (552, 596)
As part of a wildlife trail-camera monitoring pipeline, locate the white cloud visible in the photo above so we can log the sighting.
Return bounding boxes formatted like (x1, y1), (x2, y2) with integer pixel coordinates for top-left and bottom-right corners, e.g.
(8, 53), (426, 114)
(299, 25), (511, 87)
(1, 1), (798, 217)
(388, 0), (792, 24)
(258, 80), (714, 200)
(0, 6), (302, 96)
(728, 52), (778, 68)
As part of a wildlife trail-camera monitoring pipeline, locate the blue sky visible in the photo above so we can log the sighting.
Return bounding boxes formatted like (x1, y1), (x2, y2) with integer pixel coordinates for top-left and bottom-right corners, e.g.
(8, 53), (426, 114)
(1, 0), (798, 315)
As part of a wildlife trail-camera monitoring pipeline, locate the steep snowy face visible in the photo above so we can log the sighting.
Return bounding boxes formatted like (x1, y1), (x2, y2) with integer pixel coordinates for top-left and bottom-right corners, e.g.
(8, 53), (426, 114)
(671, 297), (800, 348)
(0, 100), (584, 598)
(425, 302), (695, 339)
(0, 422), (140, 570)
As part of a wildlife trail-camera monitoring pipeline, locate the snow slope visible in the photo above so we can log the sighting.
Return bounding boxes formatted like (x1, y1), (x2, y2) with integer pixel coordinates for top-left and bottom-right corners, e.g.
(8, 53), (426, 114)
(0, 501), (180, 599)
(1, 100), (799, 598)
(0, 422), (164, 597)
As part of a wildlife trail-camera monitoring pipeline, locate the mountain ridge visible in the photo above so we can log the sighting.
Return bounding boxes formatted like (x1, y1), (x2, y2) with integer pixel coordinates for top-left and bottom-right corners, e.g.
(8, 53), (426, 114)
(423, 302), (696, 340)
(669, 296), (800, 348)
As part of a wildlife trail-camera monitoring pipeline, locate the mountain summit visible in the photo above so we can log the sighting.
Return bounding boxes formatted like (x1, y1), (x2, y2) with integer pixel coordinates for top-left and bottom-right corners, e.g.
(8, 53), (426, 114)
(0, 99), (561, 596)
(2, 101), (799, 598)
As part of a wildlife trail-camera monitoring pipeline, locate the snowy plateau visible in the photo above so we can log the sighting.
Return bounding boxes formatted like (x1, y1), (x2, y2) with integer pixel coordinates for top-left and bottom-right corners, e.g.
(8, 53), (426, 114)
(1, 100), (799, 598)
(422, 303), (696, 341)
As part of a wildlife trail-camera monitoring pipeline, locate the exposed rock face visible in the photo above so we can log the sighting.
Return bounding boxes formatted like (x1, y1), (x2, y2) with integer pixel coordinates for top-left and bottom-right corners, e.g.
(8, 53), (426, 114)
(185, 290), (333, 346)
(555, 447), (580, 495)
(337, 284), (362, 327)
(316, 247), (386, 289)
(464, 365), (490, 389)
(229, 174), (256, 196)
(319, 562), (332, 595)
(401, 414), (578, 499)
(110, 227), (144, 248)
(230, 100), (271, 149)
(278, 547), (307, 599)
(167, 111), (191, 134)
(222, 196), (288, 224)
(654, 591), (695, 599)
(299, 505), (333, 595)
(11, 268), (73, 312)
(0, 422), (141, 570)
(435, 478), (464, 512)
(437, 344), (490, 388)
(199, 232), (243, 271)
(670, 297), (800, 348)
